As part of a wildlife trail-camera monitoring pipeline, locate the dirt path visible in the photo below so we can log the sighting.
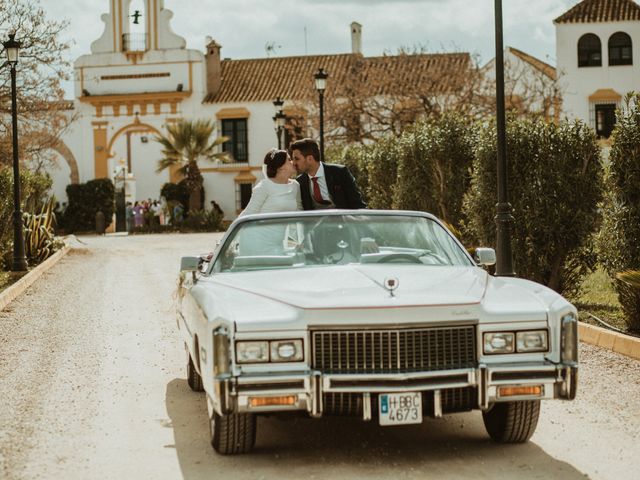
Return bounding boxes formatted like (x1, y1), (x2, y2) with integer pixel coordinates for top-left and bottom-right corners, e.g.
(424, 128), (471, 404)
(0, 233), (638, 479)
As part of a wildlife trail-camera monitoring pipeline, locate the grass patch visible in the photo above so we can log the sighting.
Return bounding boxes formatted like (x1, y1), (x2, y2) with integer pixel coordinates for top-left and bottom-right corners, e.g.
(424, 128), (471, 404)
(570, 266), (628, 331)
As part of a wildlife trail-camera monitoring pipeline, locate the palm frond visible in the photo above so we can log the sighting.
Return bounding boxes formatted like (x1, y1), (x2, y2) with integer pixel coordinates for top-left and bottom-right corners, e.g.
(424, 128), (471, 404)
(617, 270), (640, 289)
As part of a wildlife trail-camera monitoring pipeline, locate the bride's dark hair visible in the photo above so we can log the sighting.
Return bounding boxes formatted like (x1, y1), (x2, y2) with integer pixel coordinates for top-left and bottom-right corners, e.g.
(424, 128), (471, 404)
(264, 149), (288, 178)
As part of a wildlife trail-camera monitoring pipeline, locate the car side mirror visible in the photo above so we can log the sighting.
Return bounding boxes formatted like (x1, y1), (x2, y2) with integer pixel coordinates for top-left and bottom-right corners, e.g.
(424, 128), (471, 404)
(180, 256), (200, 272)
(474, 248), (496, 266)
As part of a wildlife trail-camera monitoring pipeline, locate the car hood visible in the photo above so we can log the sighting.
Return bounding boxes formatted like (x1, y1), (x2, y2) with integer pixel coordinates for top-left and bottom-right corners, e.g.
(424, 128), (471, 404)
(211, 265), (488, 309)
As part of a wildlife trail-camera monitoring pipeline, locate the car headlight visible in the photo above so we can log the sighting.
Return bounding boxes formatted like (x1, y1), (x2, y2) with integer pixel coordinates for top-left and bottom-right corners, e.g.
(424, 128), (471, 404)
(483, 332), (515, 354)
(516, 330), (548, 352)
(561, 313), (578, 363)
(271, 340), (304, 362)
(236, 341), (269, 363)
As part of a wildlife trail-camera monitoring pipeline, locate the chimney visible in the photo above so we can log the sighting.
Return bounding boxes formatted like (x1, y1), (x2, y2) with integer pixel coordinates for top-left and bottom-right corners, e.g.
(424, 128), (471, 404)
(205, 37), (222, 97)
(350, 22), (362, 55)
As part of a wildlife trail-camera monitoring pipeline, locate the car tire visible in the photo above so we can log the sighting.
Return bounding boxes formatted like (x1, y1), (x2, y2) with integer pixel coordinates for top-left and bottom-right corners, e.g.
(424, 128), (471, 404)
(187, 354), (204, 392)
(210, 412), (256, 454)
(482, 400), (540, 443)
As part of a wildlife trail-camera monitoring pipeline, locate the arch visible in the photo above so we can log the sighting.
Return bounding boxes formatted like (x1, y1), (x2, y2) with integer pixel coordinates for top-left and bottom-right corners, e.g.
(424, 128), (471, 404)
(105, 120), (182, 183)
(609, 32), (633, 66)
(49, 138), (80, 185)
(578, 33), (602, 67)
(107, 120), (161, 157)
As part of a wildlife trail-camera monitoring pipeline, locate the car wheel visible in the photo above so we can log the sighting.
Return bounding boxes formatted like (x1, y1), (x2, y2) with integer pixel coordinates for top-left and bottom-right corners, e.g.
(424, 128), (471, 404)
(210, 411), (256, 454)
(482, 400), (540, 443)
(187, 354), (204, 392)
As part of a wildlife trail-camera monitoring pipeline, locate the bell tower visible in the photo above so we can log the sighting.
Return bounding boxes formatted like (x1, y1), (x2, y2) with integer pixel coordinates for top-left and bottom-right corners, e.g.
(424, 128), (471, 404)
(90, 0), (186, 55)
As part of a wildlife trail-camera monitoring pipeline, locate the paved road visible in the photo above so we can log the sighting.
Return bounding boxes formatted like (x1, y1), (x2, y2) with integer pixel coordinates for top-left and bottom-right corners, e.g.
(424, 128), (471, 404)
(0, 233), (639, 480)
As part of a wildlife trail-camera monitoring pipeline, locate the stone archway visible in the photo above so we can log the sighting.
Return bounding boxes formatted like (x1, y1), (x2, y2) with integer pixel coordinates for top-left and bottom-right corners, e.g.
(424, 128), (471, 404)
(50, 138), (80, 185)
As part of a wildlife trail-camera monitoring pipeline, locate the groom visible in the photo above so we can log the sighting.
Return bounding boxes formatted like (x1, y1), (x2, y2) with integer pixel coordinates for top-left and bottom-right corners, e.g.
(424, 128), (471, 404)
(290, 138), (366, 210)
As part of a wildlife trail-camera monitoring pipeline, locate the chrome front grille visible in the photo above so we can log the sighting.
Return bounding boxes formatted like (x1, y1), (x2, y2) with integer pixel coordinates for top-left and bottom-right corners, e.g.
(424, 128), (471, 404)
(312, 326), (476, 374)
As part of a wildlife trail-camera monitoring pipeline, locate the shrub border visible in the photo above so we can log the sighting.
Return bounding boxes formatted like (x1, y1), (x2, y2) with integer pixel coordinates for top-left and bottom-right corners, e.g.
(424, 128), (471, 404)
(579, 322), (640, 360)
(0, 245), (71, 311)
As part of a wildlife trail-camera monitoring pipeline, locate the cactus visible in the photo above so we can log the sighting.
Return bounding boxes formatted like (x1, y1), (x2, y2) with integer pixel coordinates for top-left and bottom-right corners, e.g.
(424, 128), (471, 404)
(22, 199), (63, 265)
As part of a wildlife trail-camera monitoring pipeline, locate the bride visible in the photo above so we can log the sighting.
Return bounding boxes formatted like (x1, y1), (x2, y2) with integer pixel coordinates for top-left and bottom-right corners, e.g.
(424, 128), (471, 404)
(239, 149), (302, 216)
(238, 149), (302, 256)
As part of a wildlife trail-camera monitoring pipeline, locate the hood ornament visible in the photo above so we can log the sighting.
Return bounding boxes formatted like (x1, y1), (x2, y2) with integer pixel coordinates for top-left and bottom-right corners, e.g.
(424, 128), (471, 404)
(384, 277), (399, 297)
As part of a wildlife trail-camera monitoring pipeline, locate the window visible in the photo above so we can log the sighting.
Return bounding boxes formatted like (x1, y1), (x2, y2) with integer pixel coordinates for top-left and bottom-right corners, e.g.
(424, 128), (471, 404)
(609, 32), (633, 66)
(578, 33), (602, 67)
(237, 182), (253, 211)
(595, 104), (616, 138)
(221, 118), (248, 162)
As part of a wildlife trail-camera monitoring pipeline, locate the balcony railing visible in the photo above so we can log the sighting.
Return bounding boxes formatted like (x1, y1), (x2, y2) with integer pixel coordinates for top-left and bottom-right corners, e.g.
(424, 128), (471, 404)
(122, 33), (148, 52)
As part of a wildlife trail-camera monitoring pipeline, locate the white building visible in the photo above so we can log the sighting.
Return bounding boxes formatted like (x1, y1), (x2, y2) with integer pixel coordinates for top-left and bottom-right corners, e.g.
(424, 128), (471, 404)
(52, 0), (469, 220)
(555, 0), (640, 137)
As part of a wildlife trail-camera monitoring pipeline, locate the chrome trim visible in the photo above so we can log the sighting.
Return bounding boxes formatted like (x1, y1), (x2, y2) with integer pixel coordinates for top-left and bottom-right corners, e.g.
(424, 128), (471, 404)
(433, 389), (442, 418)
(363, 393), (372, 421)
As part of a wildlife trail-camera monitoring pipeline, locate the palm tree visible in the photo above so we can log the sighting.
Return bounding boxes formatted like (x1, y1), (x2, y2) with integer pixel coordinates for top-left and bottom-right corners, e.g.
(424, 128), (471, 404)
(155, 119), (229, 212)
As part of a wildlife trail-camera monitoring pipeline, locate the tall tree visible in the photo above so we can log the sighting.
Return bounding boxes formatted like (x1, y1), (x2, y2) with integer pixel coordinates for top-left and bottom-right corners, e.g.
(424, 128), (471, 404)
(0, 0), (73, 171)
(155, 119), (228, 212)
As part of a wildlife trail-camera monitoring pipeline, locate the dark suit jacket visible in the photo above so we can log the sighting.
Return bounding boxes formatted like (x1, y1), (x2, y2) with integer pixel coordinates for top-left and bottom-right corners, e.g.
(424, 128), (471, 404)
(296, 163), (367, 211)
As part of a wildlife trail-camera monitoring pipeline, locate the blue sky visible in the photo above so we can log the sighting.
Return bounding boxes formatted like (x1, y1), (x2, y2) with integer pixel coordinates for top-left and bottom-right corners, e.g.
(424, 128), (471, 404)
(43, 0), (578, 98)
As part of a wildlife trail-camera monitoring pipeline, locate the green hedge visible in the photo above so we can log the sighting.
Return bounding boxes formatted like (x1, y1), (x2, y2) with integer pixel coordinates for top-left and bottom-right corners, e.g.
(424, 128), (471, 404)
(597, 94), (640, 332)
(393, 114), (474, 229)
(61, 178), (115, 233)
(464, 117), (603, 296)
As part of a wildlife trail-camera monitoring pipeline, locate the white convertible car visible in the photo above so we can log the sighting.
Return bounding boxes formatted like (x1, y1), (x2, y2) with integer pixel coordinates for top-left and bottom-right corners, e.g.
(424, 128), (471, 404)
(177, 210), (578, 454)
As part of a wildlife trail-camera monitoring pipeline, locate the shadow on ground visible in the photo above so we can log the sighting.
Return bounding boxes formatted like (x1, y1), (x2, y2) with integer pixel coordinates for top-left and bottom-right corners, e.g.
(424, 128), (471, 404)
(166, 378), (586, 480)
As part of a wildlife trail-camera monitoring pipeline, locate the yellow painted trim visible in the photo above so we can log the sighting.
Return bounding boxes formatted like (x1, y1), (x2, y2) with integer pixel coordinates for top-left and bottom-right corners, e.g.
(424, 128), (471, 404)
(215, 107), (251, 120)
(233, 170), (257, 183)
(93, 127), (109, 178)
(112, 0), (117, 52)
(201, 166), (261, 173)
(118, 0), (123, 52)
(188, 61), (193, 92)
(146, 0), (151, 50)
(92, 120), (109, 127)
(588, 88), (622, 102)
(154, 0), (158, 50)
(80, 91), (191, 105)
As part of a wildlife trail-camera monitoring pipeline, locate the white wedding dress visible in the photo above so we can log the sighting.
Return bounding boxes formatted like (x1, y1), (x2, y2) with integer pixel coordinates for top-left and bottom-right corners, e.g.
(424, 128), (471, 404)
(238, 178), (302, 256)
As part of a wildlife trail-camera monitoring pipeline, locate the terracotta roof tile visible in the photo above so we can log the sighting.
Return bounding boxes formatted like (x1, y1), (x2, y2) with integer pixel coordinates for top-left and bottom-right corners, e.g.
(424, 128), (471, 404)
(554, 0), (640, 23)
(508, 47), (557, 80)
(204, 52), (471, 103)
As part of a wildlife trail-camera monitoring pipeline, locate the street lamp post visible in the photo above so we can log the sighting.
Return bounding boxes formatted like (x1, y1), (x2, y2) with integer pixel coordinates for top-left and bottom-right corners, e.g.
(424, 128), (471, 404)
(493, 0), (515, 277)
(3, 33), (28, 272)
(272, 97), (285, 149)
(314, 68), (328, 161)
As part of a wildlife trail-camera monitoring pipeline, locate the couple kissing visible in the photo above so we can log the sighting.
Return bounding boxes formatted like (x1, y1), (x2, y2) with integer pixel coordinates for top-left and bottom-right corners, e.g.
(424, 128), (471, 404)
(239, 138), (366, 217)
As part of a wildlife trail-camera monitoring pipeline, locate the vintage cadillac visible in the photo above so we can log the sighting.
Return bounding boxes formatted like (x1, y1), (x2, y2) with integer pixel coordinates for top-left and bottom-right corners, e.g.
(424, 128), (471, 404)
(177, 210), (578, 454)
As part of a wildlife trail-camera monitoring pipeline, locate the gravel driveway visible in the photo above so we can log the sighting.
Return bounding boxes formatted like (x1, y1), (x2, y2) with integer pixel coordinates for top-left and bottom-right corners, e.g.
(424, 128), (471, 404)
(0, 233), (638, 480)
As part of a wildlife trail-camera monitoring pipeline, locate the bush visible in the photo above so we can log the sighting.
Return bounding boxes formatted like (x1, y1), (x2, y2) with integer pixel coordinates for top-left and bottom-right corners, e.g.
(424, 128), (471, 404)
(160, 181), (189, 209)
(393, 114), (475, 229)
(364, 136), (401, 209)
(61, 178), (115, 233)
(463, 117), (603, 296)
(326, 143), (371, 204)
(597, 94), (640, 332)
(0, 167), (53, 269)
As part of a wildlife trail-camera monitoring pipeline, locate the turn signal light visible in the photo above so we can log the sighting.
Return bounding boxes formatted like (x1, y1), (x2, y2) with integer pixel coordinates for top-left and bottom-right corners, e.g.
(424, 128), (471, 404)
(249, 395), (297, 407)
(499, 386), (543, 397)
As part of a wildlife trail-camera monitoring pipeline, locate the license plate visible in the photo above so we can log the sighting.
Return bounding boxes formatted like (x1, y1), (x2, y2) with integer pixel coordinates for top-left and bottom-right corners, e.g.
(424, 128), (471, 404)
(378, 392), (423, 426)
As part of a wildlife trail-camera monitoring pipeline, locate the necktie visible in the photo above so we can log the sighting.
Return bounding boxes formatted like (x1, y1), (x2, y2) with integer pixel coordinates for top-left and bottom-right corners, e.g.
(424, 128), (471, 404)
(311, 177), (324, 203)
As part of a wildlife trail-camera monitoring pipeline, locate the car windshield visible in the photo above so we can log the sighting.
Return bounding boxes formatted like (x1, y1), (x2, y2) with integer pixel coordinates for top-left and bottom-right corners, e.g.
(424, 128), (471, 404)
(211, 214), (473, 273)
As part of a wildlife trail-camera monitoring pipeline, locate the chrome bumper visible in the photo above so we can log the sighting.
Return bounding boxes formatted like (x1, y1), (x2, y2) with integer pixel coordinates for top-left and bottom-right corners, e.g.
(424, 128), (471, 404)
(213, 362), (578, 416)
